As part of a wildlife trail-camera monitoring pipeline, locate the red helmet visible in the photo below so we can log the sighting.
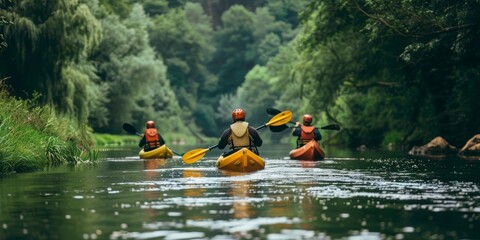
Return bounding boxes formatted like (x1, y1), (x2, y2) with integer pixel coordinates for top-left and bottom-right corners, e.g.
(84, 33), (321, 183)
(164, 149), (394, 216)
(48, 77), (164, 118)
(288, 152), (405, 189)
(303, 114), (313, 125)
(232, 108), (245, 121)
(146, 120), (155, 128)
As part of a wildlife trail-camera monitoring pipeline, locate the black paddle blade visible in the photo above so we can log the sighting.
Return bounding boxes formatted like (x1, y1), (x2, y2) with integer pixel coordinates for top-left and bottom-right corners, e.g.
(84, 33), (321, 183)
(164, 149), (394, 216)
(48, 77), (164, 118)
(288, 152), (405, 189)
(122, 123), (138, 134)
(269, 124), (290, 132)
(320, 124), (341, 130)
(266, 108), (282, 116)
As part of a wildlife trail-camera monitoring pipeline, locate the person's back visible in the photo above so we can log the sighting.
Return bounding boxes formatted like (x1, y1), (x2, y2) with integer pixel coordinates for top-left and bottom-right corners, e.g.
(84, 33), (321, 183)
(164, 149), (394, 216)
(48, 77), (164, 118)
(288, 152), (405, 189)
(292, 114), (322, 148)
(139, 120), (165, 151)
(218, 108), (263, 156)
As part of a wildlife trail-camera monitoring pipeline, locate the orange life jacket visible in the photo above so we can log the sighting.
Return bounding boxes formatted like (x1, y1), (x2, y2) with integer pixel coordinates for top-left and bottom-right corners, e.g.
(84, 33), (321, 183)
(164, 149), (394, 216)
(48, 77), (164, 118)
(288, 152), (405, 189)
(298, 125), (315, 146)
(145, 128), (160, 150)
(229, 122), (252, 150)
(300, 126), (315, 140)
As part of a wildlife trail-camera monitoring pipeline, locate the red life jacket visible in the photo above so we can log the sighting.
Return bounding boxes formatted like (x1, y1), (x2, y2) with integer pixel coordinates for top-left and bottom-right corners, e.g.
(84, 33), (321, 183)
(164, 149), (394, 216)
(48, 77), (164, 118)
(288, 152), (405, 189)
(300, 126), (315, 140)
(145, 128), (160, 150)
(298, 126), (315, 146)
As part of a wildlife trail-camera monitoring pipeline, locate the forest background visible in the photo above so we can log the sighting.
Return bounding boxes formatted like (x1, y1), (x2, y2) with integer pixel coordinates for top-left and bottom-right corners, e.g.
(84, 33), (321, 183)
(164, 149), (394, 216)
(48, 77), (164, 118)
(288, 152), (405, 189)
(1, 0), (479, 149)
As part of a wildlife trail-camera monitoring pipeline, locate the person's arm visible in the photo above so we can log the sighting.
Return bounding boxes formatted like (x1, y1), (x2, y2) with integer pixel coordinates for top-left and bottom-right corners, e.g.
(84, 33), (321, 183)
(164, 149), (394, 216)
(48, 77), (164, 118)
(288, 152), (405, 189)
(314, 128), (322, 141)
(158, 134), (166, 146)
(292, 122), (301, 136)
(249, 127), (263, 147)
(217, 128), (231, 149)
(138, 135), (146, 147)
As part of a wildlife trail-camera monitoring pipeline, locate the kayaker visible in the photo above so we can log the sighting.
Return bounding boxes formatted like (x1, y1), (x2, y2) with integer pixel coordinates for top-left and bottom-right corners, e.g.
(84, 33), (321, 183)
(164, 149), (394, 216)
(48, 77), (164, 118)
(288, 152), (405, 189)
(292, 114), (322, 148)
(139, 120), (166, 151)
(218, 108), (263, 156)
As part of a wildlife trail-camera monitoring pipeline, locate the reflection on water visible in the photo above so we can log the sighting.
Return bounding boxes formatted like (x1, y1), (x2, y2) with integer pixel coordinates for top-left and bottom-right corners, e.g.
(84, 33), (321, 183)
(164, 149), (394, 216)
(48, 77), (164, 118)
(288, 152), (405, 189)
(222, 171), (254, 219)
(0, 145), (479, 239)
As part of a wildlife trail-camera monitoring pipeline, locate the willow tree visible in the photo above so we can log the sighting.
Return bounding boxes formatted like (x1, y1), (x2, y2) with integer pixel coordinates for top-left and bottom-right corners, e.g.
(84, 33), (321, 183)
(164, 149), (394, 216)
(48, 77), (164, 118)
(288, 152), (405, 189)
(0, 0), (101, 124)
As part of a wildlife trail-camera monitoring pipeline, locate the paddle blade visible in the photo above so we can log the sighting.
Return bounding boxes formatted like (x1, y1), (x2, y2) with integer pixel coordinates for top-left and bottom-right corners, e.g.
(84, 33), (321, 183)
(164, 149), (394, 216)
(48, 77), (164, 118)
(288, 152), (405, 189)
(123, 123), (139, 135)
(266, 108), (282, 116)
(320, 124), (341, 130)
(266, 111), (293, 126)
(172, 151), (184, 156)
(269, 124), (290, 132)
(182, 148), (209, 164)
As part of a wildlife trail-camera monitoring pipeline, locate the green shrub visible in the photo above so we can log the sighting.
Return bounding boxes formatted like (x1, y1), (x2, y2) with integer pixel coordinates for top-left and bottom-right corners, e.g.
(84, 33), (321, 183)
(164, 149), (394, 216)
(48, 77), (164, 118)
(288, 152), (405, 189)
(0, 82), (97, 175)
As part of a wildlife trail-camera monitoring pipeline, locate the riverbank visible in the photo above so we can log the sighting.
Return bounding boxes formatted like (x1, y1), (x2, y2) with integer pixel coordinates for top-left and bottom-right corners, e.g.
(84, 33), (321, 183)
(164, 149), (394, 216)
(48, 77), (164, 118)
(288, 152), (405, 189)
(0, 84), (98, 176)
(94, 132), (216, 148)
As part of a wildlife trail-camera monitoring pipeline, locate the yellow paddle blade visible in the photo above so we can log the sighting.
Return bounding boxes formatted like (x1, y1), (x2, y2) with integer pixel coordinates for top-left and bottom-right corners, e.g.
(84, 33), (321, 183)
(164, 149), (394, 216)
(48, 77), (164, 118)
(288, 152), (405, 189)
(182, 148), (209, 164)
(266, 111), (292, 126)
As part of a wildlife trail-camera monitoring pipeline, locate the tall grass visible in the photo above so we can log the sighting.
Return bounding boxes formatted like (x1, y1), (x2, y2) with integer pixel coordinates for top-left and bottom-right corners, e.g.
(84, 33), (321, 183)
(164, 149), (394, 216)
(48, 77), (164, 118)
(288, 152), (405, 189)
(0, 82), (98, 175)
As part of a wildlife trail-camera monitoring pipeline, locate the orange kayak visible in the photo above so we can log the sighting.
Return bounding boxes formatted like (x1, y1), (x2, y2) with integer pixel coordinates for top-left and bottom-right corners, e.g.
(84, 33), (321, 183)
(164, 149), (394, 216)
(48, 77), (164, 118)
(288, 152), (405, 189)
(289, 140), (325, 160)
(216, 148), (265, 172)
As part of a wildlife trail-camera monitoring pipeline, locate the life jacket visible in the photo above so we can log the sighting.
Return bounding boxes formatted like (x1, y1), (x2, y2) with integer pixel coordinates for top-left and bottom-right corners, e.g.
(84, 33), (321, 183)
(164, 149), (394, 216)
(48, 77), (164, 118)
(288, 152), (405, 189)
(144, 128), (161, 150)
(298, 125), (315, 147)
(229, 122), (252, 150)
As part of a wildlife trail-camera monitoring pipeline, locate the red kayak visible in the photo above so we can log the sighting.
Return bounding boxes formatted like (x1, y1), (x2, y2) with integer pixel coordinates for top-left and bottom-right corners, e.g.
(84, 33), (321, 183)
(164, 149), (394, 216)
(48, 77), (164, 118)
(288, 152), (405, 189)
(289, 140), (325, 161)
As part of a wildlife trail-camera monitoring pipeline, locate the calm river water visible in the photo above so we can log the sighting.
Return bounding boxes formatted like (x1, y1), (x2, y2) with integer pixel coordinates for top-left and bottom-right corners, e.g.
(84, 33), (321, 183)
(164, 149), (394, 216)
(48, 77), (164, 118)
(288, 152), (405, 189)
(1, 145), (479, 239)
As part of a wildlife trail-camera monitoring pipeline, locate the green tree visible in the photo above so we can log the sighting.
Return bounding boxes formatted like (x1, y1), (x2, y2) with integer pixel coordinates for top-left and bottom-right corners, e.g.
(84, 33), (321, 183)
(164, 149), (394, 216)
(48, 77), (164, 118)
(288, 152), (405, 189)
(90, 4), (183, 133)
(212, 5), (256, 94)
(264, 43), (303, 113)
(212, 5), (296, 94)
(195, 0), (265, 29)
(135, 0), (168, 16)
(252, 7), (294, 65)
(98, 0), (131, 18)
(266, 0), (308, 28)
(150, 4), (216, 108)
(149, 2), (216, 135)
(0, 0), (10, 51)
(234, 65), (276, 126)
(224, 43), (305, 142)
(0, 0), (102, 124)
(216, 93), (240, 128)
(298, 0), (480, 147)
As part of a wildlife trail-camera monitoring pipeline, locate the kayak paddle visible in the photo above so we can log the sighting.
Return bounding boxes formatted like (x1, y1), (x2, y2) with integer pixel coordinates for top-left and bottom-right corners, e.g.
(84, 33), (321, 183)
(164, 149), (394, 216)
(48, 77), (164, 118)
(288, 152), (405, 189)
(122, 123), (183, 156)
(182, 110), (293, 164)
(269, 123), (341, 132)
(123, 123), (142, 136)
(266, 108), (296, 132)
(266, 108), (341, 132)
(268, 124), (290, 132)
(266, 108), (283, 116)
(319, 124), (341, 130)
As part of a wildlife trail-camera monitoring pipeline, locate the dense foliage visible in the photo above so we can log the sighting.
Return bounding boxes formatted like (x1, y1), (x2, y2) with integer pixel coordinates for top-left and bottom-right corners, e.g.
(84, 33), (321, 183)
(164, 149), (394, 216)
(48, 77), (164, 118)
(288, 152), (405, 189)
(0, 1), (8, 50)
(1, 0), (479, 149)
(0, 82), (97, 175)
(295, 0), (480, 147)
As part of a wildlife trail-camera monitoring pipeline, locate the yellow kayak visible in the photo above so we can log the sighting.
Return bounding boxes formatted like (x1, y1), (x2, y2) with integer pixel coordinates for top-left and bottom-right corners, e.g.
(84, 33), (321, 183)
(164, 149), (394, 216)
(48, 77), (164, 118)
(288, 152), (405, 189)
(139, 145), (173, 159)
(216, 148), (265, 172)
